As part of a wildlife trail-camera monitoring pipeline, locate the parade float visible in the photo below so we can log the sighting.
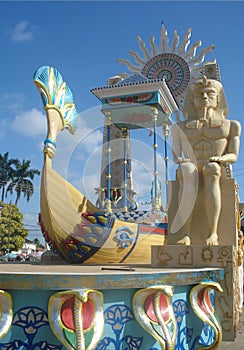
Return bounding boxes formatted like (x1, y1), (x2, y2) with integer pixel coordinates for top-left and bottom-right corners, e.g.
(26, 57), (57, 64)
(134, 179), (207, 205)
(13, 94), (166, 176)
(0, 24), (241, 350)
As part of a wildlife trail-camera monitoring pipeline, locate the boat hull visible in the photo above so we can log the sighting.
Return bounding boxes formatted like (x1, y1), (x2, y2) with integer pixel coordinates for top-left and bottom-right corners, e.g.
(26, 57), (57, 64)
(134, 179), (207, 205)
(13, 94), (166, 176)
(40, 158), (167, 264)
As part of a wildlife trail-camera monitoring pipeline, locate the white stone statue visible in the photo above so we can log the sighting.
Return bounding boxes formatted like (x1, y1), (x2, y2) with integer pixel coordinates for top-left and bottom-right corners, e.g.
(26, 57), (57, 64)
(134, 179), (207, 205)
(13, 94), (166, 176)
(171, 76), (241, 245)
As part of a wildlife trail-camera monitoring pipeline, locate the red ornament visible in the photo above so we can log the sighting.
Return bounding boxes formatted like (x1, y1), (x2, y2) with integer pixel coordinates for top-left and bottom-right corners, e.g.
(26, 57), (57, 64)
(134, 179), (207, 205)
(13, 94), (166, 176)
(126, 96), (133, 103)
(61, 296), (95, 330)
(144, 292), (169, 323)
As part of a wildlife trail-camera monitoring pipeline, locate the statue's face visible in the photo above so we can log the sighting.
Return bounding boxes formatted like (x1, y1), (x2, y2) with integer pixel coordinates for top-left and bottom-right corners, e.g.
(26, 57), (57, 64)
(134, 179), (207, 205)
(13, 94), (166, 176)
(192, 85), (218, 111)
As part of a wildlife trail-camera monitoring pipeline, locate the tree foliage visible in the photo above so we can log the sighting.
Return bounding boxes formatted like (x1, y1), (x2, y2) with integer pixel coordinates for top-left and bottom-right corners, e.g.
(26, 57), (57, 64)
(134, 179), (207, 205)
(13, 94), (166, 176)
(0, 152), (40, 205)
(0, 201), (28, 253)
(7, 159), (40, 204)
(0, 152), (17, 201)
(33, 237), (44, 249)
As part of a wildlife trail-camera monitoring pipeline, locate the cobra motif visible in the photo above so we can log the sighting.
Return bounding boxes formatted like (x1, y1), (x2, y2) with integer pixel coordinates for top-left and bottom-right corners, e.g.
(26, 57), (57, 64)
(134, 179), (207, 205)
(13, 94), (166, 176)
(0, 290), (13, 339)
(190, 281), (223, 349)
(48, 289), (104, 350)
(133, 285), (177, 350)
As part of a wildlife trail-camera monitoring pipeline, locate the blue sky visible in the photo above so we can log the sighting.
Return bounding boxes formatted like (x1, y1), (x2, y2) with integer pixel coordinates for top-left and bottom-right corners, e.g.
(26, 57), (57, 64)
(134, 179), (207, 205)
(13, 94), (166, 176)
(1, 1), (244, 242)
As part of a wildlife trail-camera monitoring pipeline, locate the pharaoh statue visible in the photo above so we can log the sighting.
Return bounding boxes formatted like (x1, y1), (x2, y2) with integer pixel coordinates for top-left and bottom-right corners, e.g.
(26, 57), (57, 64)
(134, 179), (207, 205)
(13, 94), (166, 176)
(168, 76), (241, 246)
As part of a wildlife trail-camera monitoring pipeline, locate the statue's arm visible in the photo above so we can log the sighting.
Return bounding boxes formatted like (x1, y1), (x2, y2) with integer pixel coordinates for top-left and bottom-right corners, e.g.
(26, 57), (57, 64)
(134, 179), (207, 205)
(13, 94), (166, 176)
(225, 120), (241, 163)
(210, 120), (241, 164)
(171, 124), (182, 164)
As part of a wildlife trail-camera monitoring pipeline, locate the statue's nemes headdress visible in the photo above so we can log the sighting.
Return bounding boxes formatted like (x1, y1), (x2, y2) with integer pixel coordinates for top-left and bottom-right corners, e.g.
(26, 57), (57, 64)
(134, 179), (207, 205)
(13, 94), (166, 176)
(182, 76), (229, 120)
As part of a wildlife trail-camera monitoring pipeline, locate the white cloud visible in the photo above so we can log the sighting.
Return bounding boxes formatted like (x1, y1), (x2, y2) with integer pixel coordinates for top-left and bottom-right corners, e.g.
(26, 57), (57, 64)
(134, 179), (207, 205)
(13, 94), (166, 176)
(10, 108), (46, 137)
(81, 129), (103, 154)
(10, 21), (34, 42)
(0, 93), (26, 114)
(0, 118), (7, 141)
(73, 173), (100, 205)
(23, 212), (38, 227)
(53, 113), (103, 177)
(8, 105), (103, 190)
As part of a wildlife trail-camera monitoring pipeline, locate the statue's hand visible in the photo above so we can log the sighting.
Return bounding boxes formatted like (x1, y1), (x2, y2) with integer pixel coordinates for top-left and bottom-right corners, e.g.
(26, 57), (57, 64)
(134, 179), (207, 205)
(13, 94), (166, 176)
(209, 156), (224, 164)
(177, 157), (190, 164)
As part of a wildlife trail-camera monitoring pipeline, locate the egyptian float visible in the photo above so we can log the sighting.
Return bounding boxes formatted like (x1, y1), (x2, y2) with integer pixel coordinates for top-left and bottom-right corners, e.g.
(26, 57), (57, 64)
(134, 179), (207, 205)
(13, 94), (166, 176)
(0, 24), (242, 349)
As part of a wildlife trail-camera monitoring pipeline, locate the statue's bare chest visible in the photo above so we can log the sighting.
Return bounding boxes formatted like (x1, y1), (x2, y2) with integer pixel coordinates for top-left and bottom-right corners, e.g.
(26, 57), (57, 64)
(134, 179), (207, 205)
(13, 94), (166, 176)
(182, 120), (230, 142)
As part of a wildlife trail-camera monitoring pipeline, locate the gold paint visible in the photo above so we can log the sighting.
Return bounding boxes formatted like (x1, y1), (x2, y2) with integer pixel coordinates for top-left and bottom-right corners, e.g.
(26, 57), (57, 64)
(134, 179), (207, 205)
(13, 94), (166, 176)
(0, 290), (13, 340)
(190, 282), (223, 349)
(87, 216), (97, 224)
(74, 296), (85, 350)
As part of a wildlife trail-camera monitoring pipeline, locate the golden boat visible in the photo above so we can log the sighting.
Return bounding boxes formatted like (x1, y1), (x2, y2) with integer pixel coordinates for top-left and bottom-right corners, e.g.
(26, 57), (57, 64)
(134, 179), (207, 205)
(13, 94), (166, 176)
(34, 66), (167, 264)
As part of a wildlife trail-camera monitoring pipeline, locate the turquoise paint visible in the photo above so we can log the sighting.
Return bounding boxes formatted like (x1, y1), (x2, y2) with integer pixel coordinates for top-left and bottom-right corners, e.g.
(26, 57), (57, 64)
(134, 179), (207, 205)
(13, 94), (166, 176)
(0, 285), (218, 350)
(0, 290), (61, 349)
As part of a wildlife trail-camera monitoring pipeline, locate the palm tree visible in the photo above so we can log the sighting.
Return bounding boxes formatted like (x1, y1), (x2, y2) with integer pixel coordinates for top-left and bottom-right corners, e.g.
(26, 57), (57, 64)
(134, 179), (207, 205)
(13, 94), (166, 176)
(7, 159), (40, 205)
(0, 152), (17, 201)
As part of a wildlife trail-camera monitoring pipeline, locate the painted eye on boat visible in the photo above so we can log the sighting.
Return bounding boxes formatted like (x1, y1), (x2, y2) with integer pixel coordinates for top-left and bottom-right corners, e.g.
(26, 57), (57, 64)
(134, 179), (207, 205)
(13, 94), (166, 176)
(114, 227), (135, 248)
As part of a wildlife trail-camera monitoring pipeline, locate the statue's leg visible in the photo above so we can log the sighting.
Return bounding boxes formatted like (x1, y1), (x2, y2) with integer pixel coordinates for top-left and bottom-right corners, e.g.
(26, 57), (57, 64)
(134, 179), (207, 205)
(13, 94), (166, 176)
(203, 162), (221, 245)
(176, 162), (198, 245)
